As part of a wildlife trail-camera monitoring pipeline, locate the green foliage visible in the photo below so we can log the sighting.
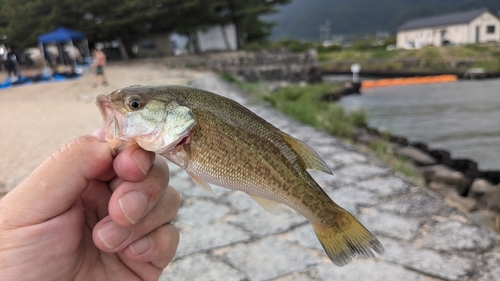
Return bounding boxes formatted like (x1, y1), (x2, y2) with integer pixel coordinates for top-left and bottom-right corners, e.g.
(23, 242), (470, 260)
(320, 44), (500, 72)
(231, 78), (366, 138)
(253, 82), (366, 139)
(0, 0), (290, 50)
(368, 140), (422, 182)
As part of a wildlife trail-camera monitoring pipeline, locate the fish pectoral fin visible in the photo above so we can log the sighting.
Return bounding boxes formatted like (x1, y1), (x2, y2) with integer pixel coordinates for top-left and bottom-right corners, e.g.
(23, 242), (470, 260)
(188, 172), (216, 196)
(249, 195), (281, 215)
(278, 131), (332, 175)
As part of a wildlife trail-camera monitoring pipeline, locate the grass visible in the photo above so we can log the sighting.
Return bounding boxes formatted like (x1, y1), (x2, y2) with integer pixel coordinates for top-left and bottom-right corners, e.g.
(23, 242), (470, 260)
(320, 44), (500, 73)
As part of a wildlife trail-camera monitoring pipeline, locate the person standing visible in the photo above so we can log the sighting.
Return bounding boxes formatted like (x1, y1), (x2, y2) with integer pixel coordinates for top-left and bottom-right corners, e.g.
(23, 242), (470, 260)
(92, 47), (107, 87)
(5, 47), (19, 79)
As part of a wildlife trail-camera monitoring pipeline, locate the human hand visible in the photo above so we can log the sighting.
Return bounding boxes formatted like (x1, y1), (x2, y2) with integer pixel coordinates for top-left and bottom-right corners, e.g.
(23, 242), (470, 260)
(0, 128), (180, 280)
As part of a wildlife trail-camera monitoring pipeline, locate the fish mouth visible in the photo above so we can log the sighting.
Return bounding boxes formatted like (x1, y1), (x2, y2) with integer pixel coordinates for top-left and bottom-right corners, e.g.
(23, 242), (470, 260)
(96, 94), (127, 148)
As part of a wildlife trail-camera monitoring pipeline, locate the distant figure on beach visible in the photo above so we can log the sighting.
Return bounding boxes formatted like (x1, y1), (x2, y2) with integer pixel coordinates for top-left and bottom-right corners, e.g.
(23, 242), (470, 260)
(92, 47), (107, 87)
(4, 47), (20, 79)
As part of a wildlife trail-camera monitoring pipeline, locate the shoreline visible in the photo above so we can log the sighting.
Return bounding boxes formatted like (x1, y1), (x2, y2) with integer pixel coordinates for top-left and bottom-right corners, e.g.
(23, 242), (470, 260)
(322, 69), (500, 80)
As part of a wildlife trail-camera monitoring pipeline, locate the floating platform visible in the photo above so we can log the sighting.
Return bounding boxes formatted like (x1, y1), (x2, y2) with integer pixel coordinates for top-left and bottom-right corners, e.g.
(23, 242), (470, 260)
(361, 75), (458, 89)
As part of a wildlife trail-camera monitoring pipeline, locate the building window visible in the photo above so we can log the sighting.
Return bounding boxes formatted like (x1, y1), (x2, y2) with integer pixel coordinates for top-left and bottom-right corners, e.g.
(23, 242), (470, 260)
(141, 39), (156, 50)
(487, 25), (495, 34)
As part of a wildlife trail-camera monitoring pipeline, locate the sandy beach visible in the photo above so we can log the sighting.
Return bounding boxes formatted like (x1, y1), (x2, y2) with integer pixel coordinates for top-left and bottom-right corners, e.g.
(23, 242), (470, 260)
(0, 60), (205, 194)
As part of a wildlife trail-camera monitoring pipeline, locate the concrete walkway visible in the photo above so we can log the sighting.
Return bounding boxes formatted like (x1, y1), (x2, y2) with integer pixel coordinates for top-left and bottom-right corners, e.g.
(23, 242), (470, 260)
(160, 74), (500, 281)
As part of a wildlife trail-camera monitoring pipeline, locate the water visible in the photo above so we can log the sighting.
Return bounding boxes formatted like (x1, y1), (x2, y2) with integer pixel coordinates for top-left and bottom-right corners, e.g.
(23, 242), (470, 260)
(336, 78), (500, 170)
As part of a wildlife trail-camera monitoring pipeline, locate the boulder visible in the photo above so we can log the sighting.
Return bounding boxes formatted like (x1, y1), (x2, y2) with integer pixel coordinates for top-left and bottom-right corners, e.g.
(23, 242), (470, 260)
(468, 178), (494, 199)
(418, 164), (470, 195)
(428, 182), (457, 198)
(396, 146), (437, 166)
(444, 192), (477, 213)
(470, 210), (500, 233)
(481, 184), (500, 213)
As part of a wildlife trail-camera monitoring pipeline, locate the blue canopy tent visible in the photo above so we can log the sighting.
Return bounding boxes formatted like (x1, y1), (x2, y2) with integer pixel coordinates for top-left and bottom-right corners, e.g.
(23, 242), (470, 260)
(38, 27), (90, 66)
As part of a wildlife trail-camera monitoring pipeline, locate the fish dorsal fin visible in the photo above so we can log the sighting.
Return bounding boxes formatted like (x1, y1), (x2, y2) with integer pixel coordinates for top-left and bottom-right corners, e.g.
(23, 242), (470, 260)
(278, 131), (332, 175)
(249, 195), (281, 215)
(188, 172), (216, 196)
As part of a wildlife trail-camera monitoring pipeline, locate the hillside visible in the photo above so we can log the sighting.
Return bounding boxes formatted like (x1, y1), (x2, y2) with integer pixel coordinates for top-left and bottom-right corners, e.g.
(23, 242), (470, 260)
(265, 0), (500, 41)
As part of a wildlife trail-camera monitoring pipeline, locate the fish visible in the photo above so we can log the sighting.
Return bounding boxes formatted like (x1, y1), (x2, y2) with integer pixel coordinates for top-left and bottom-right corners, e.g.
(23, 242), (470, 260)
(96, 85), (384, 266)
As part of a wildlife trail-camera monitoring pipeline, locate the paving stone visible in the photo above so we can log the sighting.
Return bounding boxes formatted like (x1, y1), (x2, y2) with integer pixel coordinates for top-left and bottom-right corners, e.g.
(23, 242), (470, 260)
(380, 238), (474, 281)
(477, 254), (500, 281)
(360, 210), (420, 240)
(176, 200), (231, 228)
(328, 187), (380, 214)
(330, 151), (369, 165)
(357, 176), (410, 197)
(314, 260), (434, 281)
(227, 204), (305, 237)
(285, 224), (323, 251)
(226, 191), (259, 212)
(171, 171), (231, 198)
(274, 272), (315, 281)
(161, 253), (246, 281)
(218, 236), (319, 280)
(380, 193), (446, 217)
(336, 164), (390, 180)
(176, 222), (251, 258)
(417, 220), (495, 252)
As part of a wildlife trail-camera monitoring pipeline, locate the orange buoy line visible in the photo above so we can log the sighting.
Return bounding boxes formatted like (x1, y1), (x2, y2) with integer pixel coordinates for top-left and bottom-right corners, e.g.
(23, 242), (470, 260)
(361, 75), (458, 90)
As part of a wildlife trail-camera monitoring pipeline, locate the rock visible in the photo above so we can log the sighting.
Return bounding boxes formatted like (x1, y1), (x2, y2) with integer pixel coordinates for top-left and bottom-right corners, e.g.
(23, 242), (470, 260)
(468, 178), (494, 199)
(428, 181), (458, 198)
(354, 128), (381, 145)
(469, 210), (500, 233)
(396, 146), (437, 166)
(444, 192), (477, 213)
(481, 184), (500, 213)
(418, 164), (470, 195)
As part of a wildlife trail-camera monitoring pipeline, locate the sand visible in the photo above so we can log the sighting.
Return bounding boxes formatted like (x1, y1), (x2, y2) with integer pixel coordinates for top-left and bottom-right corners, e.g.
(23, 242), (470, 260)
(0, 59), (206, 194)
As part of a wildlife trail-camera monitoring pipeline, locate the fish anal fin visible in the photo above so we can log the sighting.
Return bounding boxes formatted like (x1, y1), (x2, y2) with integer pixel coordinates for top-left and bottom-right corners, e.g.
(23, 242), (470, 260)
(278, 131), (332, 174)
(249, 194), (281, 215)
(188, 172), (216, 196)
(311, 208), (384, 266)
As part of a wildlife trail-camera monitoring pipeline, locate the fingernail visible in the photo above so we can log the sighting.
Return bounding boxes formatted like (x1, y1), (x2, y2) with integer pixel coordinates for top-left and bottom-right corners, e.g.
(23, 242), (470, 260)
(131, 149), (154, 175)
(119, 191), (148, 224)
(92, 127), (106, 141)
(98, 221), (131, 249)
(129, 236), (152, 256)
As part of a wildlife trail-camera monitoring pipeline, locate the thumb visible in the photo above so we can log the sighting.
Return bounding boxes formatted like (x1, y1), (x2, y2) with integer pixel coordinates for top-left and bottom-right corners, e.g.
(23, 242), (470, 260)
(0, 130), (114, 226)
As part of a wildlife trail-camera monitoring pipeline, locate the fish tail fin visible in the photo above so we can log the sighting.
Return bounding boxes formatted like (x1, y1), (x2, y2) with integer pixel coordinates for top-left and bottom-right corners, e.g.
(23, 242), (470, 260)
(311, 209), (384, 266)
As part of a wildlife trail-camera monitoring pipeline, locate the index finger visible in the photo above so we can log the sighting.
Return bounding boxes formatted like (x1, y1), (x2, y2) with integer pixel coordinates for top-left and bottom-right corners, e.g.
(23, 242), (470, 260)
(113, 145), (156, 182)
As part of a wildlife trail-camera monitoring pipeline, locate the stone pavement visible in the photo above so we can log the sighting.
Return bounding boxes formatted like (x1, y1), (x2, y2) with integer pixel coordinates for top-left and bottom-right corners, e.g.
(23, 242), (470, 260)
(160, 74), (500, 281)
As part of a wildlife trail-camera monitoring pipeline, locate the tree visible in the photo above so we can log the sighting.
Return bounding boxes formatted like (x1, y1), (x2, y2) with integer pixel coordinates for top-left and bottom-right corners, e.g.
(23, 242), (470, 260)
(0, 0), (88, 49)
(0, 0), (290, 56)
(222, 0), (290, 49)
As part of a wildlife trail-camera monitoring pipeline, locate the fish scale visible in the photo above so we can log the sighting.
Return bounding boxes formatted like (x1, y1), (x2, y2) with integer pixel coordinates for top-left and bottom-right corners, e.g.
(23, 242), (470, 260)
(97, 85), (384, 266)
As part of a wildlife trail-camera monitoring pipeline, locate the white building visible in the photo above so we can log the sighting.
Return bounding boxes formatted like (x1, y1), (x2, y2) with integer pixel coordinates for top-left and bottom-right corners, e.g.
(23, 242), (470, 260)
(192, 24), (237, 52)
(396, 8), (500, 49)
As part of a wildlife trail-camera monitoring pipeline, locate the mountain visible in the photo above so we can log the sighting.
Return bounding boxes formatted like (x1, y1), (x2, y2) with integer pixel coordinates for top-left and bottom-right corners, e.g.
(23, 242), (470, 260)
(264, 0), (500, 41)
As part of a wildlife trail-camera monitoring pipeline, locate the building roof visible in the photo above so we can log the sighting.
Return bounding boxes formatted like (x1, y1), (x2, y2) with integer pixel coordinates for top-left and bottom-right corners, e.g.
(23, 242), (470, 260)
(397, 8), (491, 31)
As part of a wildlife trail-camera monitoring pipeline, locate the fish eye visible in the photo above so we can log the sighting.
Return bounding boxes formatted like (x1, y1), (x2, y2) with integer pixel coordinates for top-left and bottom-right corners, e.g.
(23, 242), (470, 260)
(130, 100), (141, 109)
(126, 96), (144, 110)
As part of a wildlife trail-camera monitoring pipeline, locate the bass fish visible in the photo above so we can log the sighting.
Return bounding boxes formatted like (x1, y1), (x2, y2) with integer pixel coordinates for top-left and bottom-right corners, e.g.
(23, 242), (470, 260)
(96, 85), (383, 266)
